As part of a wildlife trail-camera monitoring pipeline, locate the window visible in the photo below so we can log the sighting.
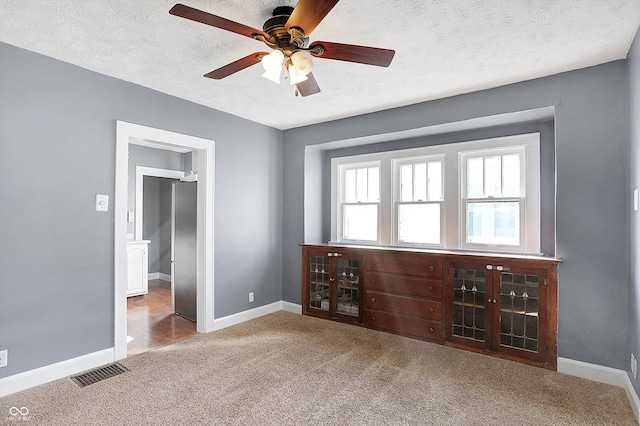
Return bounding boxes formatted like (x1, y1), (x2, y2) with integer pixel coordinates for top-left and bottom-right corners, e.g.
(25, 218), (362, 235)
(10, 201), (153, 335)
(394, 157), (444, 245)
(331, 133), (540, 254)
(460, 148), (526, 250)
(338, 163), (380, 242)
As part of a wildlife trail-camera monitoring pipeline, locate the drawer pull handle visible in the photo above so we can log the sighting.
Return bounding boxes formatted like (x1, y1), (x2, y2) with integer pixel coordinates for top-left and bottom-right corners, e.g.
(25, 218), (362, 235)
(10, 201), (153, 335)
(370, 297), (376, 303)
(371, 316), (376, 321)
(428, 307), (434, 312)
(372, 261), (377, 265)
(372, 279), (376, 284)
(429, 265), (434, 271)
(428, 286), (435, 292)
(428, 327), (434, 333)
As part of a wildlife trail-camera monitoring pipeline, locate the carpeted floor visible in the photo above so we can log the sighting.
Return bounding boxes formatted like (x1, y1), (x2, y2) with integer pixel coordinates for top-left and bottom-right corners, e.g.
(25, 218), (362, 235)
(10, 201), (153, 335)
(1, 311), (636, 425)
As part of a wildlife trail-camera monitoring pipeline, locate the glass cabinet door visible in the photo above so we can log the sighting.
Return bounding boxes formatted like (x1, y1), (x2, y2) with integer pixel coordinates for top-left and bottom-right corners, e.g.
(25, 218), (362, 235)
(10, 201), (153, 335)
(497, 270), (540, 353)
(335, 257), (360, 317)
(451, 266), (489, 349)
(308, 255), (330, 313)
(447, 261), (550, 363)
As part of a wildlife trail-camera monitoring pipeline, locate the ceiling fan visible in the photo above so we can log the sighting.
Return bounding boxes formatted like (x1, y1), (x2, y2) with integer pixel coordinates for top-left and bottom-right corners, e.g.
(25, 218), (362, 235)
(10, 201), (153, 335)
(169, 0), (395, 96)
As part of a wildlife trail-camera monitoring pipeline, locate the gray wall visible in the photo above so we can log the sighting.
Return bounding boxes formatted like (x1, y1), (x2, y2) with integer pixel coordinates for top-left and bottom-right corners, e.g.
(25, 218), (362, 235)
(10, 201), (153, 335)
(142, 176), (173, 275)
(283, 61), (629, 370)
(127, 144), (184, 236)
(0, 42), (283, 378)
(628, 27), (640, 396)
(159, 178), (173, 276)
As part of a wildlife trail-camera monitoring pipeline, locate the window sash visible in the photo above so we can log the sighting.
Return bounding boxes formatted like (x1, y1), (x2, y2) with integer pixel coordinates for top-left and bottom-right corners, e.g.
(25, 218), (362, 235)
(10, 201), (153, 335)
(460, 146), (528, 251)
(396, 201), (443, 245)
(341, 203), (379, 242)
(462, 198), (524, 248)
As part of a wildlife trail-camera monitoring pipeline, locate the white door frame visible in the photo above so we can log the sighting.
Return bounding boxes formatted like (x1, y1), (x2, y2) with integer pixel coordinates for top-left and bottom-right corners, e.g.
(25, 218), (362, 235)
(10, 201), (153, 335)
(114, 121), (215, 360)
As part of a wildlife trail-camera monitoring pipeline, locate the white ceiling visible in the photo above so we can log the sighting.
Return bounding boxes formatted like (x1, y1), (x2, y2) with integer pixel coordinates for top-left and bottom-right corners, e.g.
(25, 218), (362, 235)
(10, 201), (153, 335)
(1, 1), (640, 130)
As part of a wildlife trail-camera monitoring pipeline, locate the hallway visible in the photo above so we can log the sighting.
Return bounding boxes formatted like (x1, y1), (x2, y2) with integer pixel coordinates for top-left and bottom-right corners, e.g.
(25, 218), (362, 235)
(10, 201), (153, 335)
(127, 279), (198, 355)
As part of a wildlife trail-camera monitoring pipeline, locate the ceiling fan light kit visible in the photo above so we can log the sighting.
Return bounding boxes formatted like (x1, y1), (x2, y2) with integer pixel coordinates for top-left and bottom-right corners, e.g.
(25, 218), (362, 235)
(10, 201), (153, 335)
(261, 49), (285, 83)
(169, 1), (395, 96)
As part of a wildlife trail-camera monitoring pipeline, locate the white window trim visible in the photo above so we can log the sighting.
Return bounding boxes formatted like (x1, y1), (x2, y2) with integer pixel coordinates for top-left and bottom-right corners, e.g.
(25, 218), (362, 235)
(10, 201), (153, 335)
(334, 160), (382, 244)
(392, 154), (446, 248)
(330, 133), (541, 254)
(459, 144), (539, 253)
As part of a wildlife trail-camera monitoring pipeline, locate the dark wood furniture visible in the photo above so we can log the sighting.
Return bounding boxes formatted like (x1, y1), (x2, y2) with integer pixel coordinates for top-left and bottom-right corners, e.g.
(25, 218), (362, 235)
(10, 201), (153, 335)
(302, 244), (559, 370)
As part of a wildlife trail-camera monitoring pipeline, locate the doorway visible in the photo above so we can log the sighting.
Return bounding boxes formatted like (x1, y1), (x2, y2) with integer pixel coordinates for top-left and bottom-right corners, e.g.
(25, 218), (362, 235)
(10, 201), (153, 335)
(126, 174), (198, 355)
(114, 121), (215, 361)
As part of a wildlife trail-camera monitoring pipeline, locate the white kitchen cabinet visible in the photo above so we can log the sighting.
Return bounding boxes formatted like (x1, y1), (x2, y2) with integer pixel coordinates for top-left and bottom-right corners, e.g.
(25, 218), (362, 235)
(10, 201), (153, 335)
(127, 240), (150, 297)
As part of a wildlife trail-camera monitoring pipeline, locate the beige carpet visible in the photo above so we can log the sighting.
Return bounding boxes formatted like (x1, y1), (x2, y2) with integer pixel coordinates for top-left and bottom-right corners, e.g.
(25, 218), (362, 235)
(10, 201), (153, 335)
(1, 311), (636, 425)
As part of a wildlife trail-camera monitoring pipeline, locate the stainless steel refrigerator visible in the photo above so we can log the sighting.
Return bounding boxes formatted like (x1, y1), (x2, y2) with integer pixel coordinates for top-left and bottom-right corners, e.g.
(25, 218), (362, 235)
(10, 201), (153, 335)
(172, 180), (197, 322)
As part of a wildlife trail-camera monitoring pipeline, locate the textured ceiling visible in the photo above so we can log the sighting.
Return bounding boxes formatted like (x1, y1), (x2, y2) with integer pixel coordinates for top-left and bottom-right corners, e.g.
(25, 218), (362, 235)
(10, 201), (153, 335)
(1, 1), (640, 130)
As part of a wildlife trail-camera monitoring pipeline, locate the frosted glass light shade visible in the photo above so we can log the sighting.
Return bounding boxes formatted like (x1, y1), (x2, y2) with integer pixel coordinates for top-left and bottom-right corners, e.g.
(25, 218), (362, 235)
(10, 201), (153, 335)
(261, 50), (284, 83)
(290, 52), (313, 76)
(288, 65), (308, 85)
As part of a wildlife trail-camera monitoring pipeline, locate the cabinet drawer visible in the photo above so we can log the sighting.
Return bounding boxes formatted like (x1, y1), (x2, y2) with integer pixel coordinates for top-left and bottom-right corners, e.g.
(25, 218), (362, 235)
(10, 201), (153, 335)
(366, 253), (442, 278)
(367, 272), (442, 299)
(365, 291), (441, 320)
(364, 310), (442, 340)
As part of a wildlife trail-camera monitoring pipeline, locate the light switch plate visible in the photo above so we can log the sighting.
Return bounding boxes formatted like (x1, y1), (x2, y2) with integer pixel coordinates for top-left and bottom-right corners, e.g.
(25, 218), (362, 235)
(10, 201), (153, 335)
(128, 211), (135, 222)
(634, 188), (638, 212)
(95, 194), (109, 212)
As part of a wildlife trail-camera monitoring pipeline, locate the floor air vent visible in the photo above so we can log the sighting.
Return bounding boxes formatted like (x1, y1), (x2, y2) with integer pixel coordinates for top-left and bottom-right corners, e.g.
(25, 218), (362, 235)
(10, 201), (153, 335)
(71, 363), (128, 388)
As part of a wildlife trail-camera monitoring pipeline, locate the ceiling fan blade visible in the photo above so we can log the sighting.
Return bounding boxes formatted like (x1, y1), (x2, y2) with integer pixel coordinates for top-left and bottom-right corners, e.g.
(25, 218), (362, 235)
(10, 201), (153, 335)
(285, 0), (339, 36)
(204, 52), (268, 80)
(310, 41), (395, 67)
(296, 72), (321, 97)
(170, 4), (268, 39)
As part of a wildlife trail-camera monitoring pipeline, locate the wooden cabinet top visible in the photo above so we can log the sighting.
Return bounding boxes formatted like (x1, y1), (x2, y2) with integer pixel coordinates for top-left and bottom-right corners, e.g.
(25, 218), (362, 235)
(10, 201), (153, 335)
(301, 243), (561, 267)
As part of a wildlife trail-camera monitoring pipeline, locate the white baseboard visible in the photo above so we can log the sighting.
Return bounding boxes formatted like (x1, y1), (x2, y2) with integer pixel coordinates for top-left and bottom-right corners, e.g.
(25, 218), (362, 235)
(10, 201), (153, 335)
(558, 357), (640, 422)
(212, 301), (283, 331)
(0, 348), (114, 398)
(282, 301), (302, 314)
(148, 272), (171, 281)
(212, 301), (302, 331)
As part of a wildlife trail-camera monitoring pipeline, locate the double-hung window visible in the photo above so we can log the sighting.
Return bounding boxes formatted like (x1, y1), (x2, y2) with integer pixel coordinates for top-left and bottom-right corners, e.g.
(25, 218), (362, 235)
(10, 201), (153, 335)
(394, 156), (444, 245)
(338, 162), (380, 242)
(330, 133), (540, 254)
(460, 147), (526, 251)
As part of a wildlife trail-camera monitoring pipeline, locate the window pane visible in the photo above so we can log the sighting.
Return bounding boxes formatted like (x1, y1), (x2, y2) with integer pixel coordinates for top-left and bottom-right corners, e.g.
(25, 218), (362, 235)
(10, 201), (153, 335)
(368, 167), (380, 202)
(467, 157), (483, 198)
(343, 205), (378, 241)
(484, 156), (502, 197)
(345, 169), (356, 203)
(400, 164), (412, 202)
(467, 201), (520, 246)
(428, 161), (442, 201)
(356, 168), (368, 202)
(502, 154), (520, 197)
(398, 203), (441, 244)
(414, 163), (427, 201)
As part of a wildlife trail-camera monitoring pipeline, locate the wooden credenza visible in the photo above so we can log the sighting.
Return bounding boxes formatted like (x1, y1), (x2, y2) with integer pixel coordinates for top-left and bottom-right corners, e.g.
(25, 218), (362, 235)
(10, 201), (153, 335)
(302, 244), (559, 370)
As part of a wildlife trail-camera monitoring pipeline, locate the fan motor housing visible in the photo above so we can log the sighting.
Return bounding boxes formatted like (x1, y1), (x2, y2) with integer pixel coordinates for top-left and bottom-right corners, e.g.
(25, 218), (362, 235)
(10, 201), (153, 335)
(263, 6), (306, 50)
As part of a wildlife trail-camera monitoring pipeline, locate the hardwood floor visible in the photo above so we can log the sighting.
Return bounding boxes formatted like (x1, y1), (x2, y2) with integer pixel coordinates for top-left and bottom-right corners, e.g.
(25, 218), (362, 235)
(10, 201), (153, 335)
(127, 279), (198, 355)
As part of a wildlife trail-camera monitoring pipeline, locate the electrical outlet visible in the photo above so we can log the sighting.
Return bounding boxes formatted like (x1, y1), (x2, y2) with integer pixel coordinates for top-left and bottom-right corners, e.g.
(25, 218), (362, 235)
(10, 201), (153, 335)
(249, 292), (254, 303)
(0, 349), (7, 368)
